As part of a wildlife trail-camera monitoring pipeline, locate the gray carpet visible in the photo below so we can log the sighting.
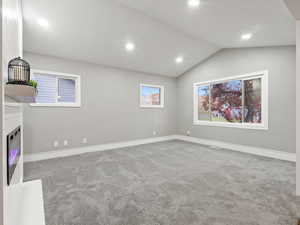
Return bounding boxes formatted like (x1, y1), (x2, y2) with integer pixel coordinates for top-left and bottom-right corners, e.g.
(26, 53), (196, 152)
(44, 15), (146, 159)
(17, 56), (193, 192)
(24, 140), (300, 225)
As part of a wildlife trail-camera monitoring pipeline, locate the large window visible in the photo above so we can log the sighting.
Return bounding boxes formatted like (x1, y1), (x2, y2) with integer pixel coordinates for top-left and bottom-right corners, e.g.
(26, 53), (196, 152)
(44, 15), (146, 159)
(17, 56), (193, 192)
(31, 70), (81, 107)
(194, 71), (268, 129)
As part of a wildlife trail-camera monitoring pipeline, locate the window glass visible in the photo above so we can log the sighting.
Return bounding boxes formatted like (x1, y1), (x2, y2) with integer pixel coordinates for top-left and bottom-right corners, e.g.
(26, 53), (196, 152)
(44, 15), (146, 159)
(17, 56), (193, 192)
(58, 78), (76, 103)
(141, 86), (161, 106)
(34, 74), (57, 103)
(244, 78), (262, 123)
(211, 80), (242, 123)
(197, 85), (210, 121)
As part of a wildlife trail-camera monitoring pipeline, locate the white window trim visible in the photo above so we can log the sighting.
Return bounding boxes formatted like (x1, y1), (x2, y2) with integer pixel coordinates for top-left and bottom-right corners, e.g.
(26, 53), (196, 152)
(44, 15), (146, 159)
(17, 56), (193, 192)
(30, 69), (81, 107)
(193, 70), (268, 130)
(140, 84), (165, 108)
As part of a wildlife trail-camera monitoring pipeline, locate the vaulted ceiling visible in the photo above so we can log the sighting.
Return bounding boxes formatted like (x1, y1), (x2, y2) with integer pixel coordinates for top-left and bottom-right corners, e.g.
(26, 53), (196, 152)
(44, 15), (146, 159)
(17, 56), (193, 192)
(22, 0), (295, 77)
(284, 0), (300, 19)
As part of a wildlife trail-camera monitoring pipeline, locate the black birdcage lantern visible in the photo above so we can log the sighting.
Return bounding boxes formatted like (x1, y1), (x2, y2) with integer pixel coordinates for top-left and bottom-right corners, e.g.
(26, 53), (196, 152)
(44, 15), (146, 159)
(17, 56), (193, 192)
(7, 57), (30, 85)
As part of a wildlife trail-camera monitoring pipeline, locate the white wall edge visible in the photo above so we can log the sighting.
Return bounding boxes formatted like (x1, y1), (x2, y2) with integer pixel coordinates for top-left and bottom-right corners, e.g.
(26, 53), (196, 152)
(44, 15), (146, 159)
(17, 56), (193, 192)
(24, 135), (178, 162)
(174, 135), (296, 162)
(24, 135), (296, 163)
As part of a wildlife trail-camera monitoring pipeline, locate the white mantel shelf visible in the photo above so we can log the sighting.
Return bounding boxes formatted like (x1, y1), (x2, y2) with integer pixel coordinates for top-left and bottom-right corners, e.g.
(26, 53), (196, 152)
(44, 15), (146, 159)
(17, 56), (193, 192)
(5, 84), (36, 103)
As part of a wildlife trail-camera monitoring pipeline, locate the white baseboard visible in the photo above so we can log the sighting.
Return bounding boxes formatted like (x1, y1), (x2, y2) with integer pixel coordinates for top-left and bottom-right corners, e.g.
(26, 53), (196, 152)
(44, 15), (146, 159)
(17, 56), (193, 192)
(24, 135), (178, 162)
(24, 135), (296, 163)
(174, 135), (296, 162)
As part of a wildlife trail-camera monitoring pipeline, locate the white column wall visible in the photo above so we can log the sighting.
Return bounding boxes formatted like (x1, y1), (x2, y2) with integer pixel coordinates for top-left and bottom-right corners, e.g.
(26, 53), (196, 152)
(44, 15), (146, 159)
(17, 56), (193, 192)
(2, 0), (23, 224)
(296, 20), (300, 196)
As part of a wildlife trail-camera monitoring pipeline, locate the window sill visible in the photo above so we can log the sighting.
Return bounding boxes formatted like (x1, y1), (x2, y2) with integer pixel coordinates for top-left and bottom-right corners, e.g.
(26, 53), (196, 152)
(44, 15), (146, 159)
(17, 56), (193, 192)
(30, 103), (81, 108)
(193, 120), (268, 130)
(140, 105), (164, 108)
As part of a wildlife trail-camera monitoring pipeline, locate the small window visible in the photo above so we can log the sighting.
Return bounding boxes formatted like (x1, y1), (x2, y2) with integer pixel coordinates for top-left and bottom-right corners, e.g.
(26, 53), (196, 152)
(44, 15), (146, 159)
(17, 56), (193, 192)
(193, 71), (268, 129)
(140, 84), (164, 108)
(31, 70), (81, 107)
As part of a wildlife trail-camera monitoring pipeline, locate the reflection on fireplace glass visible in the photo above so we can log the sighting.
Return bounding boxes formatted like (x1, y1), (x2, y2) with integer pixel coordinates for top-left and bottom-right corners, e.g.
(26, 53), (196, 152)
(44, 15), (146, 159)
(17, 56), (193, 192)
(7, 126), (21, 185)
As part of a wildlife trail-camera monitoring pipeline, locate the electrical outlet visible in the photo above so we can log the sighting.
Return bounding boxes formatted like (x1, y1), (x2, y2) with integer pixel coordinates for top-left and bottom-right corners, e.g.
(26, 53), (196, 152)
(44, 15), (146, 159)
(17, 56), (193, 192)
(82, 137), (88, 144)
(53, 141), (59, 147)
(153, 131), (157, 136)
(63, 140), (68, 146)
(186, 130), (191, 136)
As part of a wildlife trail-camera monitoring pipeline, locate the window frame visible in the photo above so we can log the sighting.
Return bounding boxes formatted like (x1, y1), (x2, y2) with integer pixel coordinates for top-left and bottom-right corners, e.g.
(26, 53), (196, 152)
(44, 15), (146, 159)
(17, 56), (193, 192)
(193, 70), (268, 130)
(30, 69), (81, 107)
(140, 84), (165, 108)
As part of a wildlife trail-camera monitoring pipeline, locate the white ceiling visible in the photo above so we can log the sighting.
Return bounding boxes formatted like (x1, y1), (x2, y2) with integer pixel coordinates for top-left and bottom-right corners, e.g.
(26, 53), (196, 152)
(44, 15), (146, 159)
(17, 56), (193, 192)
(22, 0), (296, 77)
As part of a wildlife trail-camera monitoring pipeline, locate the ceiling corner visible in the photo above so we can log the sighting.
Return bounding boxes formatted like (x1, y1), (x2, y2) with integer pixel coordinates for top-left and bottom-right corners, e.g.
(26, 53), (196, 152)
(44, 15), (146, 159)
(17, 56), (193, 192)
(284, 0), (300, 19)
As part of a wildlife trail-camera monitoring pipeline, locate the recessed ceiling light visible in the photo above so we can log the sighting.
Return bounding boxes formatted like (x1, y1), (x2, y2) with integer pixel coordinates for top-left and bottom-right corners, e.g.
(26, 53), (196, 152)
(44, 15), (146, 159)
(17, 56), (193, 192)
(175, 56), (184, 64)
(188, 0), (200, 8)
(37, 18), (49, 28)
(241, 33), (252, 40)
(125, 42), (135, 52)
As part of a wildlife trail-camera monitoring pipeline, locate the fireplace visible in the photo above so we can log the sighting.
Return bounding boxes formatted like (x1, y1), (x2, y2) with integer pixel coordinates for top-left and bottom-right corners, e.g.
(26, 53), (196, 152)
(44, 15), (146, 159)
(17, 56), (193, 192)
(7, 126), (21, 185)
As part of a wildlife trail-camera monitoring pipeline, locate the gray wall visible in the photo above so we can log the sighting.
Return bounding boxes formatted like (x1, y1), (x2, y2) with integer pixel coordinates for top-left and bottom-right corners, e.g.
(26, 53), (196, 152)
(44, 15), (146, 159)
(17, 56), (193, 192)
(24, 46), (296, 155)
(177, 46), (296, 153)
(23, 52), (177, 154)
